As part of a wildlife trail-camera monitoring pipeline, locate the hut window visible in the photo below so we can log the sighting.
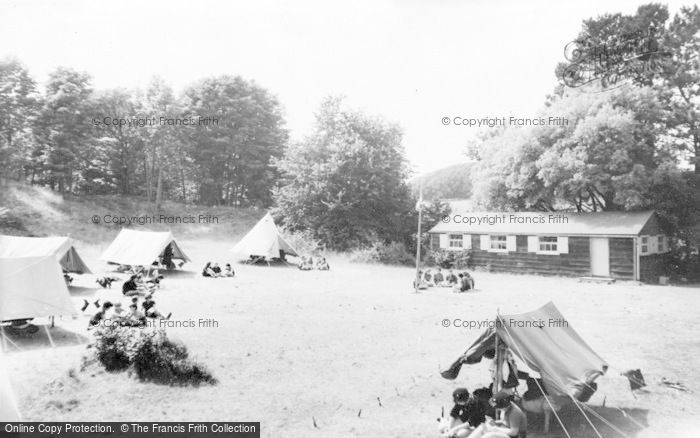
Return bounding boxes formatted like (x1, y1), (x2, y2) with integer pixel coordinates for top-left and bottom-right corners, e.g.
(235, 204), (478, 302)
(449, 234), (463, 248)
(640, 236), (649, 254)
(538, 236), (558, 252)
(657, 235), (666, 253)
(490, 235), (507, 250)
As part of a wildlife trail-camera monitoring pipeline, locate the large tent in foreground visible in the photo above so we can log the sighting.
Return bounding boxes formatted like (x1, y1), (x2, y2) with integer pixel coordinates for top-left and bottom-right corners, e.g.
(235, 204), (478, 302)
(0, 235), (91, 274)
(231, 213), (299, 260)
(0, 256), (77, 322)
(442, 302), (608, 401)
(99, 229), (191, 267)
(0, 354), (20, 421)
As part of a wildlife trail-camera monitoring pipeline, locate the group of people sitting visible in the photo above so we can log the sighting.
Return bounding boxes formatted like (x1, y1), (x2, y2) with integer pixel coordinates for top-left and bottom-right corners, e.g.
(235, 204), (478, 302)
(298, 256), (330, 271)
(121, 271), (163, 296)
(440, 386), (527, 438)
(88, 294), (171, 328)
(202, 262), (235, 278)
(415, 267), (475, 292)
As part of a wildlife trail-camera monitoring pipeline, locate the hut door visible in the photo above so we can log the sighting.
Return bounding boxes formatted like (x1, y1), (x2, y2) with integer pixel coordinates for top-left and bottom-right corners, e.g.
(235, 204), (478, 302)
(590, 237), (610, 277)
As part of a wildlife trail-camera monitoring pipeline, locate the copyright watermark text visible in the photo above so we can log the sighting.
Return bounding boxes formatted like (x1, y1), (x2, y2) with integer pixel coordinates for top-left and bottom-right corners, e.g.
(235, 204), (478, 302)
(92, 214), (219, 226)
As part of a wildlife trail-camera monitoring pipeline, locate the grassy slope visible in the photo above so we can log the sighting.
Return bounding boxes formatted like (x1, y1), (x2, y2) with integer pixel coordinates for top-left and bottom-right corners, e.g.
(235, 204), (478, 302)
(0, 180), (263, 244)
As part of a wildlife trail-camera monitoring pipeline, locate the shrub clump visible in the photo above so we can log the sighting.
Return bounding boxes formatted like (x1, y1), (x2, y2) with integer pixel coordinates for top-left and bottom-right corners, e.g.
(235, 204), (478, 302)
(90, 325), (217, 386)
(425, 248), (472, 269)
(349, 241), (415, 265)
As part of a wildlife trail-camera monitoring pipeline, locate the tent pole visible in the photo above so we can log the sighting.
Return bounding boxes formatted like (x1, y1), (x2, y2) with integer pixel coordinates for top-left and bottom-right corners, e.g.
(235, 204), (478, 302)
(494, 312), (503, 422)
(1, 326), (7, 353)
(43, 324), (55, 349)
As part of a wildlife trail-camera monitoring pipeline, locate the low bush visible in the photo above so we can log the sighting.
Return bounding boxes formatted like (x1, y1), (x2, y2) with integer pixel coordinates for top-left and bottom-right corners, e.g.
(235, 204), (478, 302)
(349, 241), (415, 266)
(280, 227), (324, 256)
(90, 325), (216, 386)
(425, 248), (472, 269)
(668, 249), (700, 282)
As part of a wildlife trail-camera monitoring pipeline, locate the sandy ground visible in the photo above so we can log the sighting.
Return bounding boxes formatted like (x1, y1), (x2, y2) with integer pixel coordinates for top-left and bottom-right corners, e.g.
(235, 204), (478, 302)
(3, 238), (700, 438)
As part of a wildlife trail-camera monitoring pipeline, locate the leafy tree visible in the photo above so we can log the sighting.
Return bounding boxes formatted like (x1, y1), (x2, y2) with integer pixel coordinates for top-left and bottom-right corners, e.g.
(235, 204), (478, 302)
(557, 4), (700, 174)
(32, 68), (93, 195)
(471, 86), (674, 212)
(90, 89), (145, 195)
(182, 76), (287, 206)
(0, 58), (38, 181)
(273, 97), (415, 250)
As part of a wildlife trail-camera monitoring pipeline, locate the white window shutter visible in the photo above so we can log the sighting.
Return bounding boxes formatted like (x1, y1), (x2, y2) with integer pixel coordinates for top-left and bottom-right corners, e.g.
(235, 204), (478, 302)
(506, 235), (516, 252)
(649, 236), (658, 254)
(558, 236), (569, 254)
(480, 235), (489, 250)
(439, 234), (448, 249)
(463, 234), (472, 249)
(527, 236), (538, 252)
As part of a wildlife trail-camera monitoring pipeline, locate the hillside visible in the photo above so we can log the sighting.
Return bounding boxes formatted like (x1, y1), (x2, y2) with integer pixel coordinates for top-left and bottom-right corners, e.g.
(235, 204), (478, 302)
(410, 162), (474, 201)
(0, 181), (263, 244)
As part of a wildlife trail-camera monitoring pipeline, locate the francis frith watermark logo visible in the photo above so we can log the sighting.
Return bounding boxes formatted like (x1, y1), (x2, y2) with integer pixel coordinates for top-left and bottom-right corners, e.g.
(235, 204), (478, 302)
(561, 28), (666, 89)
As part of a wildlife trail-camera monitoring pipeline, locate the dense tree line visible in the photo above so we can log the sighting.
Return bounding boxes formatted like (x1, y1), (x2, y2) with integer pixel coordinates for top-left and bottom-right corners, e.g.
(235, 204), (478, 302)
(0, 60), (287, 207)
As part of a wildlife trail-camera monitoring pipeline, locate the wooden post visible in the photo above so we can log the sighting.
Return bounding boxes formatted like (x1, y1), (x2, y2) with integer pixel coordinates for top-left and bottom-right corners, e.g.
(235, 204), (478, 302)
(414, 185), (423, 293)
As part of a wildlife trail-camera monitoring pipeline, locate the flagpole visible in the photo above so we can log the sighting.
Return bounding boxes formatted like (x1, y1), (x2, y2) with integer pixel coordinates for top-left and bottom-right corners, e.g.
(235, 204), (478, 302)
(414, 185), (423, 293)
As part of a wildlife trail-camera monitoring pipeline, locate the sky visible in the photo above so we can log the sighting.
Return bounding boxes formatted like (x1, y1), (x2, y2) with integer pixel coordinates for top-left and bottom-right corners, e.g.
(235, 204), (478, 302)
(0, 0), (694, 175)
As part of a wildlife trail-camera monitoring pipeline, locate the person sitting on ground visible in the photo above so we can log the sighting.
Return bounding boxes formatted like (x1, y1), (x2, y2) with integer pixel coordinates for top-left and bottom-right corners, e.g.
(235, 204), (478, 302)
(433, 268), (445, 286)
(467, 391), (527, 438)
(460, 272), (473, 292)
(298, 256), (314, 271)
(445, 270), (459, 286)
(89, 301), (113, 327)
(462, 271), (475, 290)
(413, 270), (429, 290)
(423, 268), (434, 286)
(441, 387), (486, 438)
(122, 275), (140, 296)
(202, 262), (216, 277)
(124, 303), (146, 326)
(212, 263), (222, 276)
(453, 273), (466, 293)
(315, 256), (330, 271)
(142, 295), (171, 320)
(223, 263), (235, 277)
(146, 274), (164, 289)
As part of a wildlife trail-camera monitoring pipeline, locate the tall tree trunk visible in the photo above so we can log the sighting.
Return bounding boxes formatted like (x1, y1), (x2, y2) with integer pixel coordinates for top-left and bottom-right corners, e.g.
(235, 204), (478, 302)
(155, 166), (163, 216)
(180, 165), (186, 202)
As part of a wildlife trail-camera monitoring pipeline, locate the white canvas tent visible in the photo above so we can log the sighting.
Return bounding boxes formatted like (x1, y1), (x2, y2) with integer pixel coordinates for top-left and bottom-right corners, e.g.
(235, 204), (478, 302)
(0, 256), (77, 321)
(99, 229), (191, 267)
(0, 235), (91, 274)
(0, 354), (20, 421)
(231, 213), (299, 260)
